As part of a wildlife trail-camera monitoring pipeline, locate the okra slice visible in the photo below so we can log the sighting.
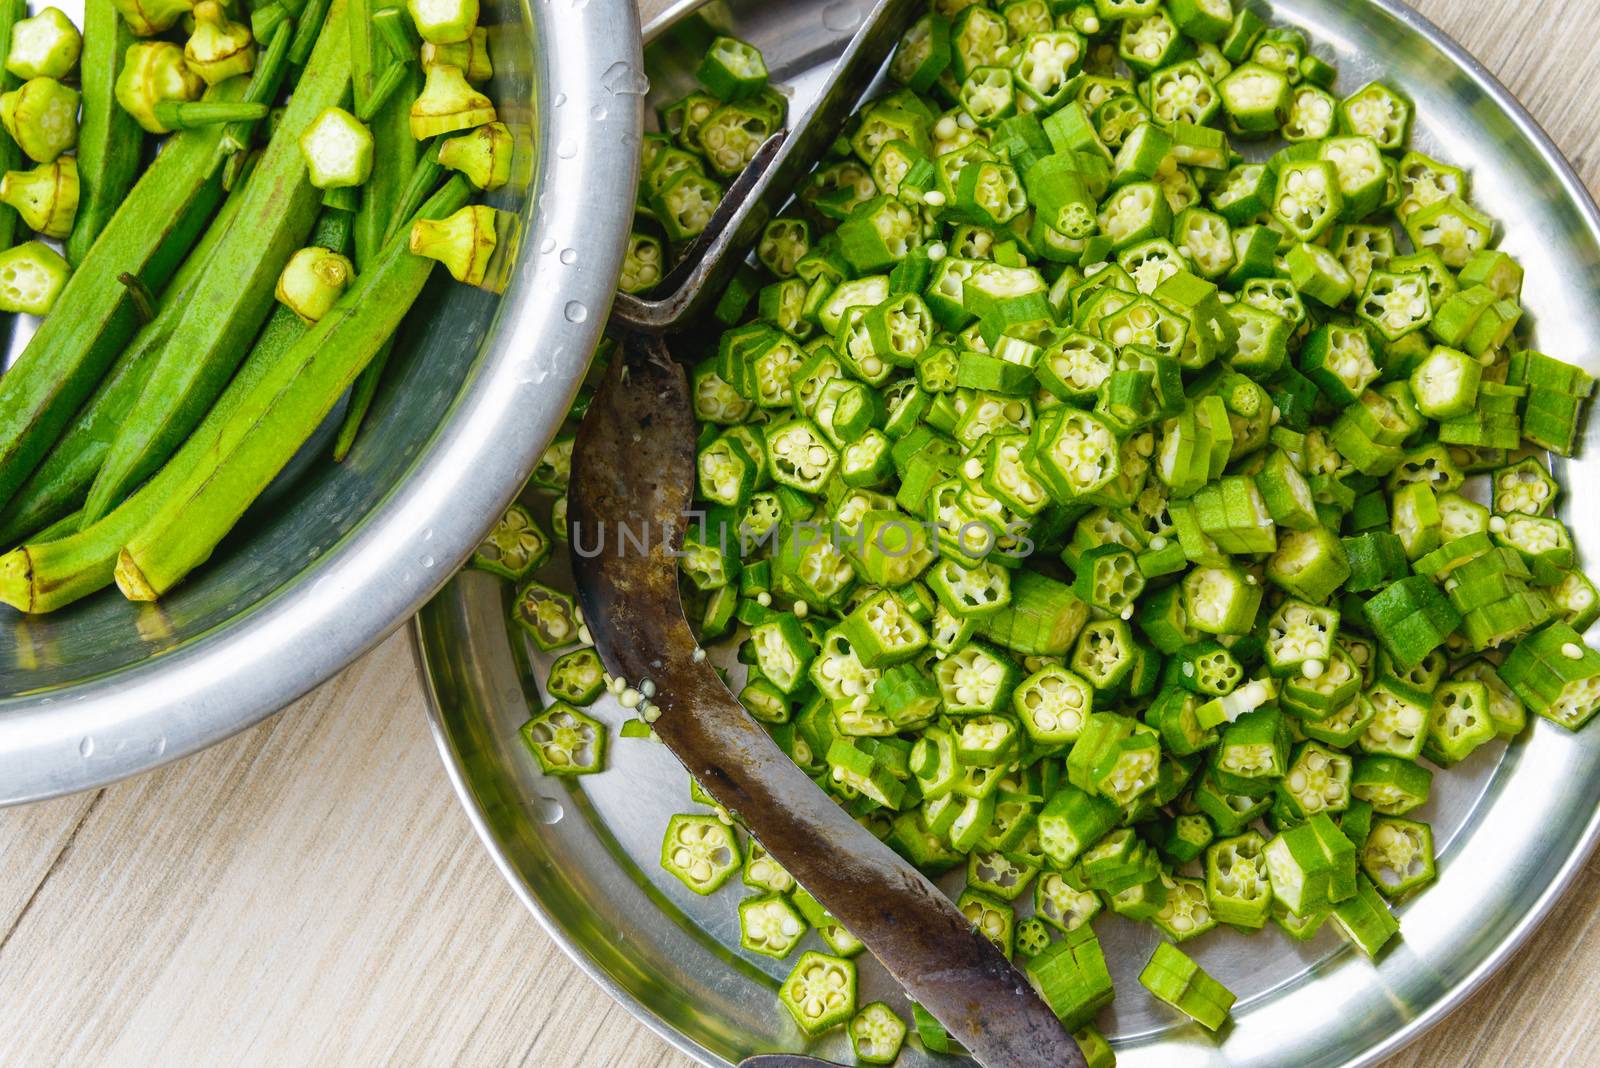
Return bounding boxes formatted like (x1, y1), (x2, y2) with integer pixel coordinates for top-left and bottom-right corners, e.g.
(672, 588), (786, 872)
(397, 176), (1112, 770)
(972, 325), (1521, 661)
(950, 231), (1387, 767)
(1219, 61), (1289, 133)
(1421, 679), (1496, 766)
(511, 579), (581, 651)
(1070, 542), (1145, 615)
(890, 12), (953, 92)
(1097, 179), (1172, 249)
(1364, 576), (1460, 672)
(1491, 457), (1557, 517)
(1271, 158), (1343, 242)
(764, 418), (838, 492)
(660, 813), (741, 895)
(546, 647), (605, 707)
(1500, 622), (1600, 730)
(1282, 642), (1364, 721)
(738, 893), (807, 960)
(1069, 617), (1143, 697)
(1409, 345), (1481, 420)
(1033, 867), (1101, 934)
(779, 951), (857, 1037)
(1360, 817), (1436, 899)
(1349, 753), (1431, 818)
(1493, 511), (1574, 573)
(808, 627), (882, 715)
(934, 640), (1020, 715)
(519, 702), (605, 776)
(1358, 270), (1433, 343)
(968, 845), (1040, 901)
(750, 615), (817, 694)
(1182, 564), (1263, 636)
(1330, 874), (1400, 957)
(470, 502), (550, 581)
(956, 887), (1016, 956)
(1213, 704), (1288, 796)
(1337, 80), (1411, 149)
(696, 35), (767, 101)
(1205, 830), (1272, 928)
(1283, 83), (1336, 142)
(1278, 741), (1352, 820)
(1265, 599), (1340, 677)
(1264, 821), (1337, 917)
(1066, 710), (1161, 805)
(1548, 568), (1600, 632)
(1404, 195), (1495, 270)
(1139, 942), (1235, 1032)
(1012, 664), (1093, 749)
(1454, 659), (1528, 737)
(1037, 783), (1121, 869)
(846, 1002), (907, 1066)
(1024, 927), (1115, 1031)
(1358, 675), (1433, 760)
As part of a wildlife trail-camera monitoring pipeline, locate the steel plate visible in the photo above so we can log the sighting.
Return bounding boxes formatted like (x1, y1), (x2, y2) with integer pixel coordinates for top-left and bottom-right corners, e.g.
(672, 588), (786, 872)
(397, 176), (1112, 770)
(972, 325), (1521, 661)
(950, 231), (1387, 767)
(416, 1), (1600, 1064)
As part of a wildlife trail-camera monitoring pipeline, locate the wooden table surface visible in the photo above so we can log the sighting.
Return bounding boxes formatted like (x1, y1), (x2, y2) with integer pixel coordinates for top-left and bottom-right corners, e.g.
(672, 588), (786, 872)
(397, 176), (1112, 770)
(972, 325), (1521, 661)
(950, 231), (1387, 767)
(7, 1), (1600, 1065)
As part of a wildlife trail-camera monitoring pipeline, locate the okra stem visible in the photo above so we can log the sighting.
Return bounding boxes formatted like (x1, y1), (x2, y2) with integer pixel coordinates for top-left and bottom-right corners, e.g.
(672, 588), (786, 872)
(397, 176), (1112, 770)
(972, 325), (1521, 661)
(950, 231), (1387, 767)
(289, 0), (332, 67)
(222, 21), (295, 157)
(152, 100), (271, 130)
(334, 131), (439, 461)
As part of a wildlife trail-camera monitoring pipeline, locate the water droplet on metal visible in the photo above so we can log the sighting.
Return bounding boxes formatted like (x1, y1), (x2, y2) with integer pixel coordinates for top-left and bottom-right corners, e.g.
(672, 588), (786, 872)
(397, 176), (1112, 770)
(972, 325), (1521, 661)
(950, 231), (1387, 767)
(560, 248), (577, 265)
(553, 91), (568, 108)
(420, 554), (436, 568)
(150, 737), (166, 756)
(600, 61), (650, 97)
(79, 736), (93, 758)
(529, 795), (564, 824)
(821, 0), (862, 32)
(564, 301), (588, 323)
(590, 104), (606, 120)
(557, 139), (577, 159)
(540, 236), (556, 254)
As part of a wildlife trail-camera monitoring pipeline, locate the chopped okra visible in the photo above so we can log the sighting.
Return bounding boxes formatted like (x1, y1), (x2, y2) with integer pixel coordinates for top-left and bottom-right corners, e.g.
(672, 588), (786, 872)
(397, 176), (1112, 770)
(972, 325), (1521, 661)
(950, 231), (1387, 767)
(468, 5), (1600, 1055)
(519, 702), (606, 776)
(780, 951), (857, 1037)
(661, 813), (742, 895)
(470, 503), (551, 581)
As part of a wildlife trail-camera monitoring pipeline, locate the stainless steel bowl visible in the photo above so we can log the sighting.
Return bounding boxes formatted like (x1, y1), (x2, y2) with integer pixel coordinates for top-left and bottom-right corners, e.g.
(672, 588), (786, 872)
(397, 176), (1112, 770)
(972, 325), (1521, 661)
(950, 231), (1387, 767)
(0, 0), (644, 804)
(418, 0), (1600, 1065)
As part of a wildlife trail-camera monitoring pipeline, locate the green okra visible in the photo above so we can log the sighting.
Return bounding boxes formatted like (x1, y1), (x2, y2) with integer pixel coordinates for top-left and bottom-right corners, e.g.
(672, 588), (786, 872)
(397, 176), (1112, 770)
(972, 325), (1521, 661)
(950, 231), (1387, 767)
(0, 74), (249, 516)
(0, 303), (309, 612)
(114, 176), (472, 601)
(82, 0), (353, 525)
(333, 64), (425, 461)
(66, 0), (141, 266)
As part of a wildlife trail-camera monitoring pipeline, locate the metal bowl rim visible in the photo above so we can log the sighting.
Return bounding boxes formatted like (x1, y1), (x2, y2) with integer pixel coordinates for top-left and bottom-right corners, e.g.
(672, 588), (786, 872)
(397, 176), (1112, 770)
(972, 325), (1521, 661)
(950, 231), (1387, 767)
(417, 1), (1600, 1065)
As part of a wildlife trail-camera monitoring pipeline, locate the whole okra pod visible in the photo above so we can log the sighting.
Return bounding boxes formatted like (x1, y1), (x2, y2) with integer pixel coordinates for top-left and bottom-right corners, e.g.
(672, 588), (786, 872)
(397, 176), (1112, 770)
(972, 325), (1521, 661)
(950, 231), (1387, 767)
(66, 0), (142, 266)
(116, 177), (473, 601)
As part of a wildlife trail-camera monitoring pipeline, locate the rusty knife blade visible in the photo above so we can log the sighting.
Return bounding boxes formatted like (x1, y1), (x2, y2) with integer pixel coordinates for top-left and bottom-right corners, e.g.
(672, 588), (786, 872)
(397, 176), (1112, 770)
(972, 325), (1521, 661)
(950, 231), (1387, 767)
(569, 337), (1084, 1067)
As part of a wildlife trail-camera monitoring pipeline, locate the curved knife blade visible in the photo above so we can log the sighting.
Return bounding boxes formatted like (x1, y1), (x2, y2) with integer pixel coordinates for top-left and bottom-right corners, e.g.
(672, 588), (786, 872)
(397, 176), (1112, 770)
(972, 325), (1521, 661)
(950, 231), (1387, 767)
(569, 337), (1084, 1067)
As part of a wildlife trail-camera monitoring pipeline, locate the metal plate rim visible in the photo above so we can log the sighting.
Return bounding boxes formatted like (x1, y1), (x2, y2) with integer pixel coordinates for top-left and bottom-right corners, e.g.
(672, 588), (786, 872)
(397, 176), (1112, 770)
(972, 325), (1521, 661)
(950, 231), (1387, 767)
(411, 619), (726, 1068)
